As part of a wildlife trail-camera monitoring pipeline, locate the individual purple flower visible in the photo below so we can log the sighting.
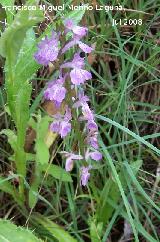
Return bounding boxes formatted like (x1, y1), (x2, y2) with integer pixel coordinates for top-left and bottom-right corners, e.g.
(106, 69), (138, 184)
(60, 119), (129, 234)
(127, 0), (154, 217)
(81, 103), (94, 121)
(50, 106), (72, 138)
(62, 38), (93, 54)
(80, 166), (92, 186)
(79, 103), (98, 132)
(86, 120), (98, 131)
(64, 19), (88, 37)
(34, 31), (59, 66)
(71, 69), (92, 85)
(73, 90), (89, 108)
(61, 151), (83, 171)
(86, 131), (99, 149)
(61, 53), (92, 85)
(44, 77), (66, 107)
(61, 53), (85, 69)
(60, 121), (71, 137)
(85, 149), (102, 161)
(90, 151), (102, 161)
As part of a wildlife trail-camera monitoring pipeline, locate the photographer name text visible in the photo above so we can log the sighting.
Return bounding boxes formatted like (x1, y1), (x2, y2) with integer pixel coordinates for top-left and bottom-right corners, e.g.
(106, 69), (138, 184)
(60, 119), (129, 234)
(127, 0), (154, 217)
(2, 4), (123, 12)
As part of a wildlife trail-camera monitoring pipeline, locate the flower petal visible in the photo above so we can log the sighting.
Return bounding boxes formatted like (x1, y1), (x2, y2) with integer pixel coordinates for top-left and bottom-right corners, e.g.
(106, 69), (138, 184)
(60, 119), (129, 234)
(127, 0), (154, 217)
(80, 166), (91, 186)
(70, 68), (92, 85)
(65, 158), (74, 171)
(78, 42), (93, 53)
(90, 151), (102, 161)
(73, 26), (88, 37)
(50, 121), (60, 133)
(60, 121), (71, 137)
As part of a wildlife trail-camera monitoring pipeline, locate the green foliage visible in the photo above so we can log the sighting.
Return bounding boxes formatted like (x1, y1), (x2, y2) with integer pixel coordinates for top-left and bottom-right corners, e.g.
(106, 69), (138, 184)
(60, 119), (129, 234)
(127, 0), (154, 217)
(28, 115), (50, 208)
(15, 28), (40, 83)
(0, 0), (15, 24)
(64, 4), (88, 24)
(89, 219), (103, 242)
(0, 1), (44, 201)
(97, 160), (142, 224)
(35, 115), (50, 165)
(0, 219), (43, 242)
(41, 163), (72, 182)
(32, 214), (78, 242)
(0, 129), (17, 152)
(0, 176), (22, 206)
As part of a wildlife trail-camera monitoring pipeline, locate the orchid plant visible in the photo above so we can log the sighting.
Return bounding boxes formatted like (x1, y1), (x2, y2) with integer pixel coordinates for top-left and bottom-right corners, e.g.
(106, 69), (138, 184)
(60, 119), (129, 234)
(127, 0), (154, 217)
(34, 18), (102, 186)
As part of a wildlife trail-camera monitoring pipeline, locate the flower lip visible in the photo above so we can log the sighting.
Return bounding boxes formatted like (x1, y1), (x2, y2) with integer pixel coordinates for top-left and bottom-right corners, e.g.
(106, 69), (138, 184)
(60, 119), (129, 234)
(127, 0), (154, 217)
(80, 165), (92, 186)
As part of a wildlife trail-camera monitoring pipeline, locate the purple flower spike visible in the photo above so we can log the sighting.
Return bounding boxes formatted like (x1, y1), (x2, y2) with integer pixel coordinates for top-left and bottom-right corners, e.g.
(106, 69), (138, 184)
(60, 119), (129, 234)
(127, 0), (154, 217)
(34, 31), (59, 66)
(80, 166), (92, 186)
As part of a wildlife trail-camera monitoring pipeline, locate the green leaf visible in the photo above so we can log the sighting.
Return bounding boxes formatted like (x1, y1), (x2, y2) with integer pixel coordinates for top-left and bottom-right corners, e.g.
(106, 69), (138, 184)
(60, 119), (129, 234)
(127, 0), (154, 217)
(64, 4), (88, 24)
(36, 140), (49, 165)
(0, 0), (15, 24)
(13, 82), (32, 178)
(0, 129), (17, 152)
(0, 219), (43, 242)
(29, 115), (50, 208)
(15, 28), (40, 83)
(29, 163), (42, 209)
(15, 82), (32, 143)
(35, 116), (50, 165)
(0, 176), (15, 197)
(90, 219), (103, 242)
(32, 214), (77, 242)
(0, 176), (22, 206)
(41, 163), (72, 182)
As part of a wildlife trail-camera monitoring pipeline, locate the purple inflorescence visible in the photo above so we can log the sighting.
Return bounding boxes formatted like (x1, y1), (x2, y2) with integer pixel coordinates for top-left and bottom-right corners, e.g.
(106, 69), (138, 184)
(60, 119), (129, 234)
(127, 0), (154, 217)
(34, 18), (102, 186)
